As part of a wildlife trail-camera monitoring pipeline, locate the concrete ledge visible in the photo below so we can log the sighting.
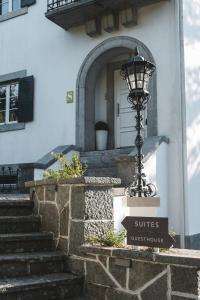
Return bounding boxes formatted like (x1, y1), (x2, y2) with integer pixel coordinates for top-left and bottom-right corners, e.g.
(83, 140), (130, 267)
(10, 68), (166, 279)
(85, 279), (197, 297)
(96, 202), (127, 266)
(0, 145), (80, 170)
(0, 123), (25, 133)
(25, 177), (121, 188)
(113, 189), (160, 207)
(113, 136), (169, 163)
(0, 7), (28, 22)
(34, 145), (81, 169)
(124, 196), (160, 207)
(130, 136), (169, 159)
(0, 70), (27, 83)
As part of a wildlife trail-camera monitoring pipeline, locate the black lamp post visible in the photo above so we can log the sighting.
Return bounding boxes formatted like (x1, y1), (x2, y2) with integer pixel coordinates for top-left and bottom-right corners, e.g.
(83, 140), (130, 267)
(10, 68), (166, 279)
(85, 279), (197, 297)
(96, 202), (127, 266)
(121, 47), (156, 197)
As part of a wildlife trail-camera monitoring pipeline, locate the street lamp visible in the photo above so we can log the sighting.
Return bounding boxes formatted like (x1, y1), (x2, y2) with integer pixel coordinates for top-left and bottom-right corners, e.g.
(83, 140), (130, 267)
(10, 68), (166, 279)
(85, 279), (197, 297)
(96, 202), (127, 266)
(121, 47), (156, 197)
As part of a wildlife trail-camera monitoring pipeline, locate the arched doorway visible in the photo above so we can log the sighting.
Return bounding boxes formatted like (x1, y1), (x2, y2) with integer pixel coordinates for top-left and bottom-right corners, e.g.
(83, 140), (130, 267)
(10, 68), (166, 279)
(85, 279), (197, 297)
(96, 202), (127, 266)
(76, 36), (157, 151)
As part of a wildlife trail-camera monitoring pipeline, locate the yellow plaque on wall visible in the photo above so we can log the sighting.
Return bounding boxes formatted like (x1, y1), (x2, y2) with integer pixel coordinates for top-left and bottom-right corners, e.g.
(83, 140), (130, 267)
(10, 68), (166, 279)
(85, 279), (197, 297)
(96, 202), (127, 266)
(66, 91), (74, 104)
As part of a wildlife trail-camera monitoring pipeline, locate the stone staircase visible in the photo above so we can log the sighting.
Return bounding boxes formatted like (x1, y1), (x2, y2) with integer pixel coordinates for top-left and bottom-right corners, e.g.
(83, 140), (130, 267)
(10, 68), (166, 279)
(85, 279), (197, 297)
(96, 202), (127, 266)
(0, 195), (85, 300)
(80, 147), (133, 178)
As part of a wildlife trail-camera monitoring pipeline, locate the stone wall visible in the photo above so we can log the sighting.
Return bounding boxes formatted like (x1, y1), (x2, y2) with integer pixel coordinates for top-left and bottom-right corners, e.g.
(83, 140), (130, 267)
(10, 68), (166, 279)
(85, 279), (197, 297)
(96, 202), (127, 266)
(26, 177), (200, 300)
(26, 177), (120, 255)
(76, 246), (200, 300)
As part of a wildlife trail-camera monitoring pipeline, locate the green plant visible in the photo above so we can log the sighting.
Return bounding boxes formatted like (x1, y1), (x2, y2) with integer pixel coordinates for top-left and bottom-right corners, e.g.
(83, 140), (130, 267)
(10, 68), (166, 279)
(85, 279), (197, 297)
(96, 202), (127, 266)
(43, 152), (86, 179)
(95, 121), (109, 131)
(88, 229), (126, 248)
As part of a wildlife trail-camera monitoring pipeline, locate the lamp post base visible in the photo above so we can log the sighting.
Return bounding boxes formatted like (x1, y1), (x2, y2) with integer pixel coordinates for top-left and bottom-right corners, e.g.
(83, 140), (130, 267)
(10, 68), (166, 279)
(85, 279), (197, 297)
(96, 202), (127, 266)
(126, 174), (157, 198)
(124, 196), (160, 207)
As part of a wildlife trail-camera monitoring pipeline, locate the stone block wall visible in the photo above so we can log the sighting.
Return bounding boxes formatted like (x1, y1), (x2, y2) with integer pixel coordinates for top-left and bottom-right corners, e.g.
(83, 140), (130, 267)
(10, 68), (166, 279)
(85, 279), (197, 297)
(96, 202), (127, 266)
(77, 246), (200, 300)
(26, 177), (120, 255)
(26, 177), (200, 300)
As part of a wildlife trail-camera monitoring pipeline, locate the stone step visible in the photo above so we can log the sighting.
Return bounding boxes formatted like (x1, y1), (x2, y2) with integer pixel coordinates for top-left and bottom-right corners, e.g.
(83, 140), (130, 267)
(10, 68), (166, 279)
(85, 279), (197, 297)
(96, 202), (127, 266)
(0, 232), (54, 254)
(80, 147), (133, 157)
(85, 167), (118, 177)
(81, 157), (117, 169)
(0, 251), (66, 279)
(81, 156), (116, 167)
(71, 298), (90, 300)
(0, 196), (33, 216)
(80, 148), (132, 167)
(0, 273), (83, 300)
(0, 216), (40, 234)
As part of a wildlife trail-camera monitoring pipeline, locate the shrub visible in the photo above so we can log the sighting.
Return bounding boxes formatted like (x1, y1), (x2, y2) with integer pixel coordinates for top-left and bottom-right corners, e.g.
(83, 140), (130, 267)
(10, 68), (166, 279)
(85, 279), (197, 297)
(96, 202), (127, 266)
(95, 121), (109, 131)
(88, 229), (126, 248)
(43, 152), (86, 179)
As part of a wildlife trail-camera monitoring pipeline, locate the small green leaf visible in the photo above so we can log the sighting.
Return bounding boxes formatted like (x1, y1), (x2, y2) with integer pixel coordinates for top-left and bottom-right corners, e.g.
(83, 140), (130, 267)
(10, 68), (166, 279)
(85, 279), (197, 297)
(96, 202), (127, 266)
(43, 152), (86, 179)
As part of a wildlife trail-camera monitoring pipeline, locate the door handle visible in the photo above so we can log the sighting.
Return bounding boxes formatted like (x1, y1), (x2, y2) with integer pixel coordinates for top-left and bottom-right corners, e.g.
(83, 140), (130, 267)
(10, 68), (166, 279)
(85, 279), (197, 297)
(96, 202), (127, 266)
(117, 103), (120, 117)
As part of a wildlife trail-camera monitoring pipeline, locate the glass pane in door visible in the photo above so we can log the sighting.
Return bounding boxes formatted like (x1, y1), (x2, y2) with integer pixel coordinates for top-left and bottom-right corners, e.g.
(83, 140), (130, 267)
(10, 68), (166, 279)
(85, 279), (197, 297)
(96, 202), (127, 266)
(12, 0), (21, 11)
(0, 0), (9, 15)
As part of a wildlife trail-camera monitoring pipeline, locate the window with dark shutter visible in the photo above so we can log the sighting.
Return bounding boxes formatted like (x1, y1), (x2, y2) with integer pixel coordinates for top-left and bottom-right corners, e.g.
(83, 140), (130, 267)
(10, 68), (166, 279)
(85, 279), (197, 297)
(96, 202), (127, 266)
(18, 76), (34, 123)
(21, 0), (36, 8)
(0, 0), (22, 15)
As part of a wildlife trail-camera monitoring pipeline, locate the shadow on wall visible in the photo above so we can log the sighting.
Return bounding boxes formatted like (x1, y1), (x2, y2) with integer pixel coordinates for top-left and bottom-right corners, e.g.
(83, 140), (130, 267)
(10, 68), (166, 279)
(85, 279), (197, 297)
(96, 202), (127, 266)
(187, 113), (200, 181)
(184, 0), (200, 183)
(184, 0), (200, 234)
(186, 67), (200, 183)
(183, 0), (200, 46)
(186, 68), (200, 184)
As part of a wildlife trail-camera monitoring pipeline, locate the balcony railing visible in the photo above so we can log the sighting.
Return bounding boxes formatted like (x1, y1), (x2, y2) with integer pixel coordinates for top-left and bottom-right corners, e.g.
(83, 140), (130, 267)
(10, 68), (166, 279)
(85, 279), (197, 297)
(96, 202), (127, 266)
(46, 0), (168, 34)
(47, 0), (79, 11)
(0, 167), (20, 193)
(46, 0), (106, 32)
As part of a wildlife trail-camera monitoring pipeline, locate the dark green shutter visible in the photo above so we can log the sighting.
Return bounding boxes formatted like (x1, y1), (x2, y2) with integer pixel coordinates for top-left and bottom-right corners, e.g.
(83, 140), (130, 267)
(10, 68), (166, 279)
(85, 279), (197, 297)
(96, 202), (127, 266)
(18, 76), (34, 123)
(21, 0), (36, 7)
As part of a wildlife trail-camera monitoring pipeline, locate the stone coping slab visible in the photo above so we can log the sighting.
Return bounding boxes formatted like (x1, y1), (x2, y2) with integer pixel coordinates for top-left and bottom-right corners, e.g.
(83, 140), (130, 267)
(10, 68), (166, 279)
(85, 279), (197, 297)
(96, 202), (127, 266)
(25, 177), (121, 188)
(115, 136), (169, 163)
(81, 245), (200, 267)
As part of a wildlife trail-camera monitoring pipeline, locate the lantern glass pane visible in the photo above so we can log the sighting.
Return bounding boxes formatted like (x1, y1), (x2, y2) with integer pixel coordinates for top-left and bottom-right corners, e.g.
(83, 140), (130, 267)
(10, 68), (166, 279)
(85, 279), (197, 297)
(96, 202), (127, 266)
(144, 73), (150, 91)
(143, 65), (153, 92)
(143, 80), (149, 91)
(135, 64), (145, 89)
(136, 73), (143, 89)
(128, 73), (136, 90)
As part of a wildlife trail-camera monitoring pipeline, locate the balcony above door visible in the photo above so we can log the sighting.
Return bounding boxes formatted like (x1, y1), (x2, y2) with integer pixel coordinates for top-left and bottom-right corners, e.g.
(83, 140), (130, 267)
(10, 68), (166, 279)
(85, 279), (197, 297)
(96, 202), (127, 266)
(46, 0), (169, 36)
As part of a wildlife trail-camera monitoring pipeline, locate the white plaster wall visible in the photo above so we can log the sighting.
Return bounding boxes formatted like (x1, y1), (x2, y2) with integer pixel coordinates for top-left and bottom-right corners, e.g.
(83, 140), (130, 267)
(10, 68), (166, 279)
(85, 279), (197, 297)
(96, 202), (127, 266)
(0, 1), (184, 233)
(114, 143), (170, 231)
(182, 0), (200, 235)
(144, 143), (169, 218)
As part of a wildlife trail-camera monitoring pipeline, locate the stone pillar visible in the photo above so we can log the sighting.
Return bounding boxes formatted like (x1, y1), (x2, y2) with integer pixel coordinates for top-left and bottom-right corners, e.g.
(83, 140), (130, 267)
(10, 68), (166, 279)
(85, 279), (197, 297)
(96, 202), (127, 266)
(70, 183), (115, 255)
(26, 177), (121, 255)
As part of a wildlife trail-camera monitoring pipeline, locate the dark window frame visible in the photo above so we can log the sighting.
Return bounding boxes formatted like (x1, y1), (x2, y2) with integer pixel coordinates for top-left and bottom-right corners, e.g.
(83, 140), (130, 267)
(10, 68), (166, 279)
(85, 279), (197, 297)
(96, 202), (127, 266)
(0, 70), (34, 132)
(0, 80), (20, 125)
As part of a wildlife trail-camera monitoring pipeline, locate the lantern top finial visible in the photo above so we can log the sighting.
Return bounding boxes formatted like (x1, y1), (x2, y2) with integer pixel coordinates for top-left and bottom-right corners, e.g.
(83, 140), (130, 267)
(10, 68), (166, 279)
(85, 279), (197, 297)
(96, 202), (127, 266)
(132, 47), (145, 62)
(135, 46), (139, 56)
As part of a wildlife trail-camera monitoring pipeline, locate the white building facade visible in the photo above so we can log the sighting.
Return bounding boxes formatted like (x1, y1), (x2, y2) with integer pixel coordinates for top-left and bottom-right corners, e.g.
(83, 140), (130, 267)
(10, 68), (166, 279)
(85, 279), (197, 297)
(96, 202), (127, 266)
(0, 0), (199, 249)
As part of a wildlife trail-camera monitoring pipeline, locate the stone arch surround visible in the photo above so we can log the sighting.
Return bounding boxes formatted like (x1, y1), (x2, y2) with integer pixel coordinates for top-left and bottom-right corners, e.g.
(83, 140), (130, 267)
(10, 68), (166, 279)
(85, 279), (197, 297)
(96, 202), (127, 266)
(76, 36), (157, 151)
